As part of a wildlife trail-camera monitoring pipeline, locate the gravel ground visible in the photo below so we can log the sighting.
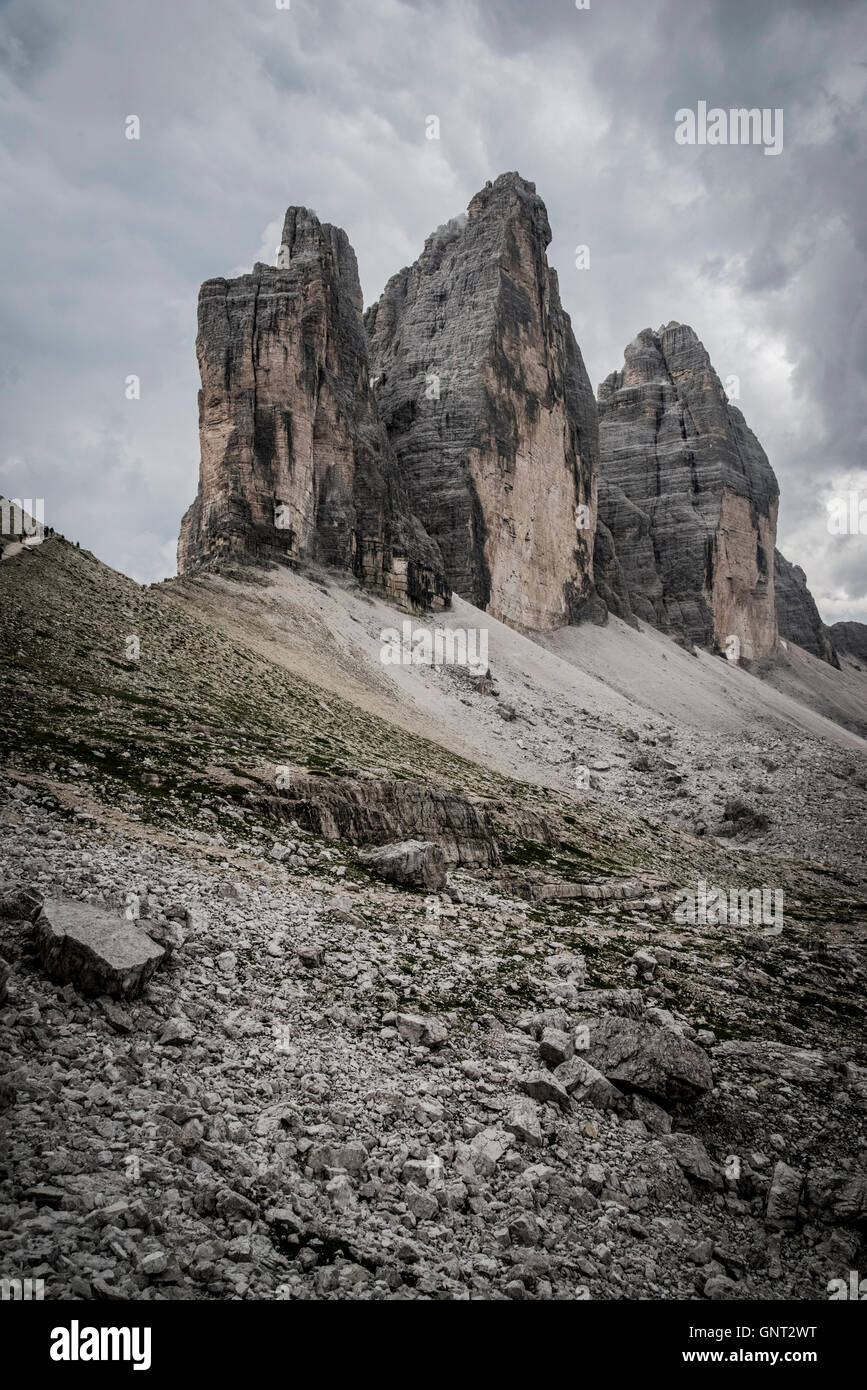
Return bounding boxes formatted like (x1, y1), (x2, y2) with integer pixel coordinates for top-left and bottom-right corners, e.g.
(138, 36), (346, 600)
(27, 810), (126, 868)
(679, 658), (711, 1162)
(0, 538), (864, 1301)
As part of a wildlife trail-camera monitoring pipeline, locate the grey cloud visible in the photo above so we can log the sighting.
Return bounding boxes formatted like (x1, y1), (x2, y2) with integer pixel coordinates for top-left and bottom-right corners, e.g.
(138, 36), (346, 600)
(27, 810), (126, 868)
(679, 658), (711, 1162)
(0, 0), (864, 622)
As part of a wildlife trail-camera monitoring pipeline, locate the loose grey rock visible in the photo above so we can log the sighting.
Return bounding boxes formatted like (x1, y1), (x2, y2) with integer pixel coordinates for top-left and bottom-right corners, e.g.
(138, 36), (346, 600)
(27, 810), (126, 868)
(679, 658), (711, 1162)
(539, 1026), (573, 1066)
(519, 1071), (570, 1108)
(553, 1056), (627, 1113)
(216, 1189), (258, 1222)
(297, 944), (324, 968)
(98, 997), (132, 1032)
(631, 948), (657, 980)
(159, 1016), (195, 1046)
(358, 840), (447, 891)
(469, 1126), (513, 1176)
(628, 1095), (673, 1135)
(504, 1098), (544, 1148)
(32, 897), (164, 998)
(584, 1162), (605, 1195)
(659, 1133), (722, 1189)
(765, 1161), (804, 1232)
(582, 1016), (713, 1104)
(141, 919), (186, 954)
(803, 1171), (867, 1227)
(704, 1275), (739, 1300)
(393, 1012), (447, 1047)
(0, 884), (42, 920)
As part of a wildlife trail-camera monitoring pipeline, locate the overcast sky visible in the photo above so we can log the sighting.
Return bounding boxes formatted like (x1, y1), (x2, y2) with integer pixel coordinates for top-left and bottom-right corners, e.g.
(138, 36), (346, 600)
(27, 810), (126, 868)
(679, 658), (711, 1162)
(1, 0), (865, 621)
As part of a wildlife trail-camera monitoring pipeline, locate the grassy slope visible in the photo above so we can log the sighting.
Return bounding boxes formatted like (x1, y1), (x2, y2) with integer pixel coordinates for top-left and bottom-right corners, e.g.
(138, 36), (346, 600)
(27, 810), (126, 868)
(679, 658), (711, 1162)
(1, 537), (864, 916)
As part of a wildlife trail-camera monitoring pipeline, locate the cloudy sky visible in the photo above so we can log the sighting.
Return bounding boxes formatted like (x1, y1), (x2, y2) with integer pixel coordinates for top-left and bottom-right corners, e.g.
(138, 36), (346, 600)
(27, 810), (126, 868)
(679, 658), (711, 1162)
(1, 0), (865, 620)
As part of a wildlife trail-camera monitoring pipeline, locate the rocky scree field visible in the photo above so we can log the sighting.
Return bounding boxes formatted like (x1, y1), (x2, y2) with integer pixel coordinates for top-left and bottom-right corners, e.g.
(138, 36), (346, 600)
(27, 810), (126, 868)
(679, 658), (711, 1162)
(0, 535), (865, 1301)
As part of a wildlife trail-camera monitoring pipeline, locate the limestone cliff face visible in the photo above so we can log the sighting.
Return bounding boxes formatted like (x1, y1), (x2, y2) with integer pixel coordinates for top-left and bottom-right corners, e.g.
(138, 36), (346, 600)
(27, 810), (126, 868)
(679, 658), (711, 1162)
(365, 173), (598, 633)
(774, 550), (838, 665)
(597, 323), (779, 660)
(178, 208), (449, 612)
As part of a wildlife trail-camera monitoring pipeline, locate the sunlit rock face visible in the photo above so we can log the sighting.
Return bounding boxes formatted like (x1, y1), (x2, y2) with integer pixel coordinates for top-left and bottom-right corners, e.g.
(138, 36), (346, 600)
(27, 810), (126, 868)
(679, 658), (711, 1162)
(178, 207), (449, 612)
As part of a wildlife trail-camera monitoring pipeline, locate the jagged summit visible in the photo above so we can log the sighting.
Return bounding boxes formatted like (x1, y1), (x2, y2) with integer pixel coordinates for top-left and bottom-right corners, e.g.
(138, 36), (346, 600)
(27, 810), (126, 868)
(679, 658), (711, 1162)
(279, 207), (364, 308)
(365, 172), (599, 633)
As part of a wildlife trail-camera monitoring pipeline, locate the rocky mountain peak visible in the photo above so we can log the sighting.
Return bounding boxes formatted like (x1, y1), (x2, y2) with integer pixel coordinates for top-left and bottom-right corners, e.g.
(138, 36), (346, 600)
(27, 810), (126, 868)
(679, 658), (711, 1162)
(829, 620), (867, 666)
(597, 322), (780, 660)
(466, 170), (552, 241)
(176, 188), (837, 671)
(177, 206), (449, 611)
(366, 173), (599, 633)
(280, 207), (364, 311)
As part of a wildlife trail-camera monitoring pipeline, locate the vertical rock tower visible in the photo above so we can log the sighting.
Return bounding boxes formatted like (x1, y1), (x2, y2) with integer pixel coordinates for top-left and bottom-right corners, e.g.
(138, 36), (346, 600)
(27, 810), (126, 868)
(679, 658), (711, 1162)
(178, 208), (449, 612)
(597, 323), (779, 660)
(365, 173), (599, 632)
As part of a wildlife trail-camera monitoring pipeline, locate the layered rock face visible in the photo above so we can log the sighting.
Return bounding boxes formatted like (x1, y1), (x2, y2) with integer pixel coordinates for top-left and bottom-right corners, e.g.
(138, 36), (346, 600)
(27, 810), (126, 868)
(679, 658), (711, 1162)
(249, 771), (555, 870)
(365, 173), (598, 633)
(178, 208), (449, 611)
(597, 323), (779, 659)
(774, 550), (838, 665)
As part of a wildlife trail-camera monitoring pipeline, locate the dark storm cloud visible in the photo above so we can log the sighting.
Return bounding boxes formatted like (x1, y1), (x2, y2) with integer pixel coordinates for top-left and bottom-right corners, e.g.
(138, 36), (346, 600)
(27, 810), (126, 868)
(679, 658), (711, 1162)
(0, 0), (864, 620)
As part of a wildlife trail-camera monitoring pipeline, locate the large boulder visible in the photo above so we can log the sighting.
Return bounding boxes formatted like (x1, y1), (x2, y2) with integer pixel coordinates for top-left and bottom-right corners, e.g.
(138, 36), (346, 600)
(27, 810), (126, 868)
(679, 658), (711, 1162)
(581, 1016), (713, 1104)
(33, 898), (165, 997)
(0, 884), (42, 920)
(803, 1170), (867, 1227)
(358, 839), (447, 890)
